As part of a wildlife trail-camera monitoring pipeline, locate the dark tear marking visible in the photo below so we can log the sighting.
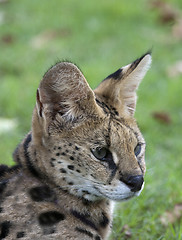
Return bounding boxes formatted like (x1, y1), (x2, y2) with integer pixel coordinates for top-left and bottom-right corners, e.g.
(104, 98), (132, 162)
(104, 68), (123, 80)
(0, 221), (11, 239)
(103, 119), (118, 181)
(29, 186), (56, 202)
(39, 211), (65, 226)
(23, 134), (41, 179)
(100, 212), (109, 228)
(71, 210), (98, 231)
(92, 103), (118, 181)
(75, 227), (93, 238)
(16, 231), (25, 238)
(101, 150), (117, 177)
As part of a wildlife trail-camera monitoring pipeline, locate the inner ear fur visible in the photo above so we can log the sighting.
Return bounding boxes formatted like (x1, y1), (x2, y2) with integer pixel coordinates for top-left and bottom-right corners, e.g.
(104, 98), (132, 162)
(36, 62), (102, 122)
(94, 53), (152, 116)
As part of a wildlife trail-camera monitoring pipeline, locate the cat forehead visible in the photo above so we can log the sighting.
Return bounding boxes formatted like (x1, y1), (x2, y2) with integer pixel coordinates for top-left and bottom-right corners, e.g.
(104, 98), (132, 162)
(51, 115), (139, 144)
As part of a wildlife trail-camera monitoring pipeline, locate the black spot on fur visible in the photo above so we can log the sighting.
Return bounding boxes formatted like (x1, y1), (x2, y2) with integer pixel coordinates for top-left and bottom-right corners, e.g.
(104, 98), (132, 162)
(95, 235), (101, 240)
(39, 211), (65, 226)
(16, 231), (25, 238)
(0, 221), (11, 239)
(68, 165), (74, 170)
(100, 212), (109, 228)
(60, 168), (67, 173)
(29, 186), (55, 202)
(70, 156), (74, 161)
(75, 227), (93, 238)
(56, 153), (60, 156)
(0, 208), (3, 213)
(71, 210), (98, 231)
(75, 146), (80, 151)
(68, 182), (74, 185)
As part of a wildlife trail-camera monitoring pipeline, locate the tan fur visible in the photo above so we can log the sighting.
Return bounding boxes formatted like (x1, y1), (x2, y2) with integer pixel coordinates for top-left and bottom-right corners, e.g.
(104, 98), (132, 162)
(0, 53), (151, 239)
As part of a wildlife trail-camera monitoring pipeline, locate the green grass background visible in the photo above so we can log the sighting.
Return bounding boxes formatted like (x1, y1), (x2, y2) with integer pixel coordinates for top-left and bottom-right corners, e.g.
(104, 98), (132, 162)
(0, 0), (182, 239)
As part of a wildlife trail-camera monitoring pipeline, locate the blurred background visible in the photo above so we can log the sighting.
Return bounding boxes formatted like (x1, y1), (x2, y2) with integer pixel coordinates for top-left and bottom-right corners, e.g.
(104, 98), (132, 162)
(0, 0), (182, 239)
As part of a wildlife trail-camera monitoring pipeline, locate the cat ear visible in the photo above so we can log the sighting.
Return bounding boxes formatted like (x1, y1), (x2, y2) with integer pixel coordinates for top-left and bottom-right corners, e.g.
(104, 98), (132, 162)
(36, 62), (101, 123)
(94, 53), (152, 116)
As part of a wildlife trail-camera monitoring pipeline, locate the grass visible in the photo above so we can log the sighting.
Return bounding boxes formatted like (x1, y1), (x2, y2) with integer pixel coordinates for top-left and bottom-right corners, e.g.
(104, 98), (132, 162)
(0, 0), (182, 239)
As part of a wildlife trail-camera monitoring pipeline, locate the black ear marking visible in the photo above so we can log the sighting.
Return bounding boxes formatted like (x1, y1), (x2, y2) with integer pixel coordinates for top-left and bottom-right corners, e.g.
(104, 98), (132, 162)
(105, 68), (123, 80)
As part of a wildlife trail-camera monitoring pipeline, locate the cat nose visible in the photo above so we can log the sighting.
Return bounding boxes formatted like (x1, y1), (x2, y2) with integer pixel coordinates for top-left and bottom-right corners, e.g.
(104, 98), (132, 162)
(120, 175), (144, 192)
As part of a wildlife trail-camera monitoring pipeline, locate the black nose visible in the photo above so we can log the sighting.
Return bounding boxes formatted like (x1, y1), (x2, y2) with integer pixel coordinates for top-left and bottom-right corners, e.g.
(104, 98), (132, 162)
(121, 175), (144, 192)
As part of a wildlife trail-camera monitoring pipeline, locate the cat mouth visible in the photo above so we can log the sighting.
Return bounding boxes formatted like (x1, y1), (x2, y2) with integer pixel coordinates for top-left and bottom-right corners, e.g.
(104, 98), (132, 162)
(94, 186), (137, 201)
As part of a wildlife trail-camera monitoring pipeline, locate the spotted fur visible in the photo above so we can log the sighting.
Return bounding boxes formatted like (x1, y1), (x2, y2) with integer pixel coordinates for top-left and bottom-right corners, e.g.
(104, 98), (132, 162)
(0, 53), (151, 239)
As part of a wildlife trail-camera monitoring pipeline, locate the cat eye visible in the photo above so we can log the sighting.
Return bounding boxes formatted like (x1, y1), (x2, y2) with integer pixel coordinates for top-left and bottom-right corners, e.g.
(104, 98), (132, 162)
(134, 143), (142, 157)
(91, 147), (109, 161)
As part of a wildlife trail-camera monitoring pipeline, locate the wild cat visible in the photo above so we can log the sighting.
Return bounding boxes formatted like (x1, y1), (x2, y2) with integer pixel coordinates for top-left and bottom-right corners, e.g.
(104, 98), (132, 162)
(0, 52), (151, 239)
